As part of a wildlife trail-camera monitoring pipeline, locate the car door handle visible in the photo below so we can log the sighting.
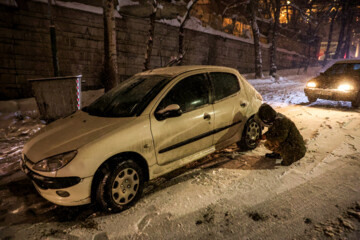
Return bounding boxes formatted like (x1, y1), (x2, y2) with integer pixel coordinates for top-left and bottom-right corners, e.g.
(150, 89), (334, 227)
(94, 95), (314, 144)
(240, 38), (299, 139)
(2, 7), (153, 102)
(203, 113), (211, 120)
(240, 102), (247, 107)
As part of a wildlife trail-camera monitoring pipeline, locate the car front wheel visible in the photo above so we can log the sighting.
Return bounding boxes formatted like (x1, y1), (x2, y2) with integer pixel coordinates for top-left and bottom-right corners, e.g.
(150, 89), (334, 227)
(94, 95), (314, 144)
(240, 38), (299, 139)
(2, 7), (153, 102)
(307, 95), (317, 103)
(237, 118), (261, 151)
(96, 159), (144, 212)
(351, 93), (360, 108)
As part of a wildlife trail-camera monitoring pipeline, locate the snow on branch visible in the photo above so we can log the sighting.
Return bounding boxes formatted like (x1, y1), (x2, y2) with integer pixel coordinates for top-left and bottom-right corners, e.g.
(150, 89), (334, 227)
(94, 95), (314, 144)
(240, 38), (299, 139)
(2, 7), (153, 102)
(179, 0), (198, 28)
(221, 0), (249, 17)
(280, 3), (314, 22)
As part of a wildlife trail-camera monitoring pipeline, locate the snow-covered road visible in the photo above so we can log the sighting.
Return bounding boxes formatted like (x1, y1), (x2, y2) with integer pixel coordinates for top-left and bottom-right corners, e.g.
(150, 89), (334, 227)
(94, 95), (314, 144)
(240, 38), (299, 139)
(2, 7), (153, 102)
(1, 70), (360, 239)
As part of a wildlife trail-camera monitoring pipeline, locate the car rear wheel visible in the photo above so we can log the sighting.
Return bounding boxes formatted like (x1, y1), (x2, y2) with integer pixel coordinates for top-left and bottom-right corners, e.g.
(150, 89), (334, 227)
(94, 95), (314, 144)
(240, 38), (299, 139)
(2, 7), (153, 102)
(307, 95), (317, 103)
(237, 118), (261, 151)
(96, 159), (144, 212)
(351, 93), (360, 108)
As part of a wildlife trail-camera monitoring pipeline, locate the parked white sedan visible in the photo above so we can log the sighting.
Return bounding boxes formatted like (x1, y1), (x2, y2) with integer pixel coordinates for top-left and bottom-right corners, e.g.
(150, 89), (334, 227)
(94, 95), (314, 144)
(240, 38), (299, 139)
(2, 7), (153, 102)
(21, 65), (263, 212)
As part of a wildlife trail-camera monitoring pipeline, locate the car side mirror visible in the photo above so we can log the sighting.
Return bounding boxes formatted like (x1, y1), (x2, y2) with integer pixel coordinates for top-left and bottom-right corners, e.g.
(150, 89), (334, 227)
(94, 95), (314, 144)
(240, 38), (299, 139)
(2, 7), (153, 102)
(155, 104), (182, 120)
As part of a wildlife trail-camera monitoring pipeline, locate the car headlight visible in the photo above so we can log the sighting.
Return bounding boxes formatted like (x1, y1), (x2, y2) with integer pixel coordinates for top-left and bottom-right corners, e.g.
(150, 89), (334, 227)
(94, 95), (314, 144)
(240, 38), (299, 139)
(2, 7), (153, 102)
(33, 150), (77, 172)
(338, 84), (353, 91)
(307, 82), (316, 88)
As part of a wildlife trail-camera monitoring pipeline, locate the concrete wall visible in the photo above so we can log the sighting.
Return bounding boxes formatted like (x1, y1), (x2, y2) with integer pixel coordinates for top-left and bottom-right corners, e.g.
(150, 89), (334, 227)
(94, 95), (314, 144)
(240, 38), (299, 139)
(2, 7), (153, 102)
(0, 1), (314, 100)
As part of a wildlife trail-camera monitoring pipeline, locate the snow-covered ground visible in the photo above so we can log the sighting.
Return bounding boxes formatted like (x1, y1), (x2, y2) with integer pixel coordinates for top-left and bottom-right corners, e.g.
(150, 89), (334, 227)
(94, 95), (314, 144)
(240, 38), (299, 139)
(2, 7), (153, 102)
(0, 70), (360, 239)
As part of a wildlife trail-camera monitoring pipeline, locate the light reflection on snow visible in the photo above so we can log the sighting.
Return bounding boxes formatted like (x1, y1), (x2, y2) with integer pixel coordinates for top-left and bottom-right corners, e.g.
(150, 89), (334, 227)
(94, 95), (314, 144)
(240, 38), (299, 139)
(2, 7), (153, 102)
(247, 73), (353, 109)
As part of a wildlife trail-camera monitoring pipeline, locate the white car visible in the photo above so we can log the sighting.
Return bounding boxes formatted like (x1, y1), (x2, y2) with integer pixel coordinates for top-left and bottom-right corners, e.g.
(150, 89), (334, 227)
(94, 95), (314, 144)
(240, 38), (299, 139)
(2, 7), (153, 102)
(21, 65), (263, 212)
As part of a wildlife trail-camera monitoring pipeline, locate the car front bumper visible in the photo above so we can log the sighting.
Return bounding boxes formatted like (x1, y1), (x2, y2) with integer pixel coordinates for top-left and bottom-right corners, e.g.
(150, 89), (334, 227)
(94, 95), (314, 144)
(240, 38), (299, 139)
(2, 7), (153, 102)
(21, 161), (92, 206)
(304, 88), (359, 102)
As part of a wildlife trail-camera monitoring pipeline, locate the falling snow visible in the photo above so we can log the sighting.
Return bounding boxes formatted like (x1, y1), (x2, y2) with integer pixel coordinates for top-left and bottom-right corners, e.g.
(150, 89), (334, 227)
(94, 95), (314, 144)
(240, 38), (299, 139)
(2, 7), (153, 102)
(0, 69), (359, 239)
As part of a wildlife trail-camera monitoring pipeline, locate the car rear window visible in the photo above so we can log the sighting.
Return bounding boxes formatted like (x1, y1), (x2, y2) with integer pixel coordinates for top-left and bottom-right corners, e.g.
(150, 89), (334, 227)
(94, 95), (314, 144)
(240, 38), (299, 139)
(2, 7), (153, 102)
(210, 72), (240, 101)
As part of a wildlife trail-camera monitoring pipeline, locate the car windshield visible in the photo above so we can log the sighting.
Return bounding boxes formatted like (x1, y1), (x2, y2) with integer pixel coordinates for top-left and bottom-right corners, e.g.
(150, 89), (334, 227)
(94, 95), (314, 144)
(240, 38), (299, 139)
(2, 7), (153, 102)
(83, 74), (171, 117)
(325, 63), (360, 75)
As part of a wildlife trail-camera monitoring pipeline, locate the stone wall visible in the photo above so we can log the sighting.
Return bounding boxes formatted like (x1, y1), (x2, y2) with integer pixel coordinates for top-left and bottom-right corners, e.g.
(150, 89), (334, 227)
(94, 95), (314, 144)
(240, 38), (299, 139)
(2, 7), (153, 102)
(0, 1), (314, 100)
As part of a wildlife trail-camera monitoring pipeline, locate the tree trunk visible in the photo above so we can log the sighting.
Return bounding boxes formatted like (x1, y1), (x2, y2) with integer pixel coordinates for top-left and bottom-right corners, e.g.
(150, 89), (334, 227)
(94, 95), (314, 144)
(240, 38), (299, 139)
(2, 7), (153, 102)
(342, 13), (353, 59)
(47, 0), (59, 77)
(178, 26), (185, 56)
(103, 0), (118, 92)
(178, 0), (198, 58)
(269, 0), (280, 77)
(144, 1), (157, 71)
(249, 0), (262, 78)
(323, 9), (337, 66)
(333, 1), (348, 59)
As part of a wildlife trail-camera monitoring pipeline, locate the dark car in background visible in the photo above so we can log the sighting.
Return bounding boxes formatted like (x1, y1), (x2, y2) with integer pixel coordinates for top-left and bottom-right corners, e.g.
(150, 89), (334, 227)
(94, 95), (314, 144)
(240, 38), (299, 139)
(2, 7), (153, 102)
(305, 59), (360, 107)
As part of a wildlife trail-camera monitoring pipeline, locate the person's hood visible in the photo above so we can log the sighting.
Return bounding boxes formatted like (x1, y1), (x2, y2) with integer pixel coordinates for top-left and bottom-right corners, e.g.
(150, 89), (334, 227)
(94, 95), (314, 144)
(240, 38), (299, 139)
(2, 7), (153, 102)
(255, 112), (283, 127)
(254, 112), (272, 127)
(23, 111), (138, 163)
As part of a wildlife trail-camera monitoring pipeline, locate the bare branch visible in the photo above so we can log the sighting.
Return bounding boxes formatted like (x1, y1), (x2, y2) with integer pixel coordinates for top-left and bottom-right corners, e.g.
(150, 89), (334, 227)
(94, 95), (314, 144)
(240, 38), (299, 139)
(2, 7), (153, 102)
(221, 0), (249, 17)
(179, 0), (199, 28)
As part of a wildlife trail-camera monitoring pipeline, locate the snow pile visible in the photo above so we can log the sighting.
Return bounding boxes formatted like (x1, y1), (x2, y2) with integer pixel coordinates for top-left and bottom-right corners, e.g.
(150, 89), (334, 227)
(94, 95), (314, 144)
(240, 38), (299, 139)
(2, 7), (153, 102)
(117, 0), (140, 10)
(248, 74), (311, 107)
(32, 0), (123, 18)
(247, 72), (352, 108)
(159, 17), (255, 45)
(0, 116), (44, 178)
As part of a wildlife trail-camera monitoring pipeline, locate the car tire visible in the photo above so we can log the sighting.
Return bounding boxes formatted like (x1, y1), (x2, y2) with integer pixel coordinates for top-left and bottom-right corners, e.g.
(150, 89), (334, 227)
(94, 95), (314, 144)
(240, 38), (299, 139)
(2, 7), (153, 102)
(96, 159), (144, 213)
(351, 93), (360, 108)
(237, 117), (261, 151)
(307, 95), (317, 103)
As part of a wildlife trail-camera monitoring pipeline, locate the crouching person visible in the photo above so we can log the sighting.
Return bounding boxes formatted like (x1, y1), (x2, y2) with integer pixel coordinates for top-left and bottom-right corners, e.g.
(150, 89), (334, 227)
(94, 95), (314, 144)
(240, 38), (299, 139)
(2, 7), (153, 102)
(255, 103), (306, 166)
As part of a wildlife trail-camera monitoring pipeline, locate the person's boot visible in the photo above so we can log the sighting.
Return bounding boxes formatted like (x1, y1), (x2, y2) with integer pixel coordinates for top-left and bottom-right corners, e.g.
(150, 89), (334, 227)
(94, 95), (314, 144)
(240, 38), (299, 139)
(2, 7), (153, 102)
(281, 160), (291, 166)
(265, 152), (281, 159)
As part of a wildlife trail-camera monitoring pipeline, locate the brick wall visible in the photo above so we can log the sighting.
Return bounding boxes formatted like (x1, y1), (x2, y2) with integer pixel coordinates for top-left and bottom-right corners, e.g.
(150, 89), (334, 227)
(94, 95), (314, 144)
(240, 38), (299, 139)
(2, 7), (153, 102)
(0, 1), (314, 100)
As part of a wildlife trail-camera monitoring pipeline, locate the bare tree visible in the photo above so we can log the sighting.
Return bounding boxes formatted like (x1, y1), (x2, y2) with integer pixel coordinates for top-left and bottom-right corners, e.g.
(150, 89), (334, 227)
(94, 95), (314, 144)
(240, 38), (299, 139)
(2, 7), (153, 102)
(341, 10), (354, 59)
(165, 0), (199, 67)
(103, 0), (118, 92)
(323, 6), (338, 65)
(249, 0), (262, 78)
(178, 0), (198, 58)
(298, 0), (334, 72)
(221, 0), (263, 78)
(47, 0), (59, 76)
(333, 0), (349, 59)
(143, 0), (158, 71)
(269, 0), (280, 77)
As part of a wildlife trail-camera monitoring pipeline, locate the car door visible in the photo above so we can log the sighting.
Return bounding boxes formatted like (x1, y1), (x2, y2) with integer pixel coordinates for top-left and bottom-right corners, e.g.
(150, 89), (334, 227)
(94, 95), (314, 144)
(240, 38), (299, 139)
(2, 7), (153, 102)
(150, 73), (214, 166)
(209, 72), (248, 147)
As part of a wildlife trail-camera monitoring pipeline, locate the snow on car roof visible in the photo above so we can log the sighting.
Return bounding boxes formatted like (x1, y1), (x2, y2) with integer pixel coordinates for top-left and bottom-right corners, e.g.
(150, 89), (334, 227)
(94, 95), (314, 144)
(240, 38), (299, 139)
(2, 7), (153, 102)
(136, 65), (238, 77)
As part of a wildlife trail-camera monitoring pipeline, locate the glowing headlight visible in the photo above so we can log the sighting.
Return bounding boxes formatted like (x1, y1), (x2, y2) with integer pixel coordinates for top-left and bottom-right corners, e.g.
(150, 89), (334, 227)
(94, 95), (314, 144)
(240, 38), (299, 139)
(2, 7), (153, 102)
(33, 150), (77, 172)
(307, 82), (316, 88)
(338, 84), (353, 91)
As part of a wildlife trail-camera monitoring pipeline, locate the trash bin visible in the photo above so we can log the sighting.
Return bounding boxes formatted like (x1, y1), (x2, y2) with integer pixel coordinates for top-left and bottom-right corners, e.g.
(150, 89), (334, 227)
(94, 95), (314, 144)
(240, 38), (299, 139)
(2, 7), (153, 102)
(28, 75), (82, 122)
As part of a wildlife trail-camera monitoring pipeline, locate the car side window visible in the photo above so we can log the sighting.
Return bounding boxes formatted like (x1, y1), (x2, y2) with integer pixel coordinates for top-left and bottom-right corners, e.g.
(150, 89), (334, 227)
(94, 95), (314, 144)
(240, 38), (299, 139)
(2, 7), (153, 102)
(210, 72), (240, 101)
(157, 74), (210, 113)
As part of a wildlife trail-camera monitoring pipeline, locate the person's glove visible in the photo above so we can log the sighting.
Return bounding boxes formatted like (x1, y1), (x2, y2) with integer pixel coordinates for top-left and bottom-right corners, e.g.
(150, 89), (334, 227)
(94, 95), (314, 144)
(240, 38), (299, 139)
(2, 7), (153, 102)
(257, 134), (266, 143)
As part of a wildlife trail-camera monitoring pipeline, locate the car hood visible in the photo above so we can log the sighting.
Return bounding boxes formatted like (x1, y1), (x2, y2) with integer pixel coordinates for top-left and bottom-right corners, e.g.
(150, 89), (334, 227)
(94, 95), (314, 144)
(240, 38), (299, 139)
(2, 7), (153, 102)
(23, 111), (137, 163)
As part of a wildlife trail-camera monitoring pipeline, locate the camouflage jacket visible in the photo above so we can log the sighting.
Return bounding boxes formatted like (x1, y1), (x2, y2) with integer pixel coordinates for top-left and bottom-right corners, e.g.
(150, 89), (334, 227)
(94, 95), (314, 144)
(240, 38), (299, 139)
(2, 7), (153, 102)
(265, 113), (306, 154)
